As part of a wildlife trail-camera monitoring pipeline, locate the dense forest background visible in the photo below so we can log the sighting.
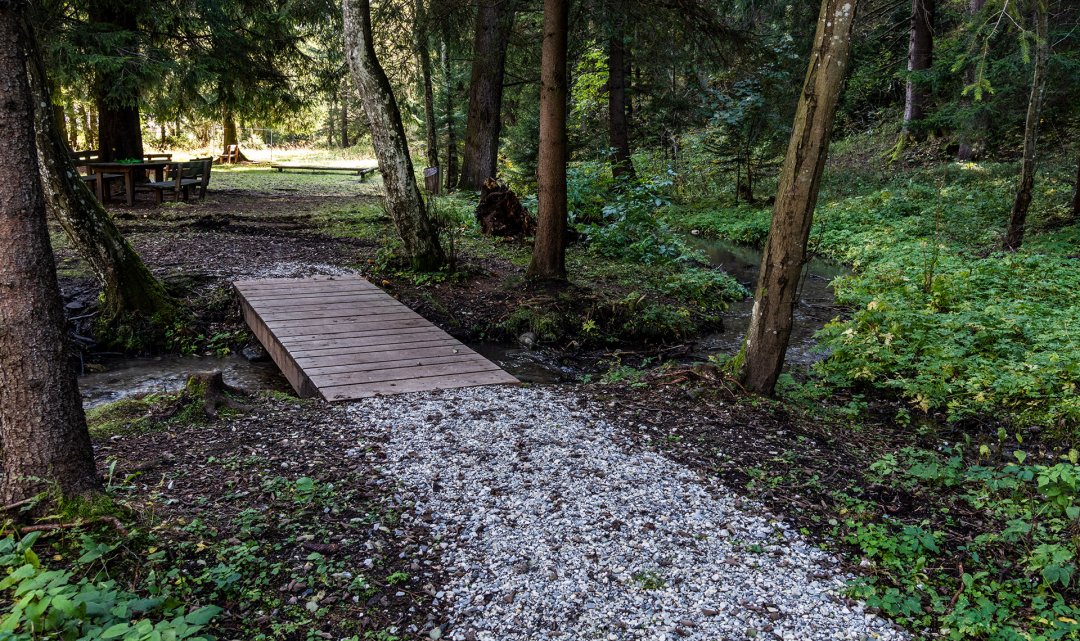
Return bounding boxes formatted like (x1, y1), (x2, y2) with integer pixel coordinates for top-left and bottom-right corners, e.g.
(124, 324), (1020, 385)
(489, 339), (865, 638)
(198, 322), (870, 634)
(2, 0), (1079, 639)
(39, 0), (1080, 188)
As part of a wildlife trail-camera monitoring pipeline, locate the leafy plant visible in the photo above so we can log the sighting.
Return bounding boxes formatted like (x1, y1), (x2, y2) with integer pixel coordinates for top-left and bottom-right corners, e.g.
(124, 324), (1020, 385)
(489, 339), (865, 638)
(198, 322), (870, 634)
(839, 447), (1080, 640)
(0, 532), (221, 640)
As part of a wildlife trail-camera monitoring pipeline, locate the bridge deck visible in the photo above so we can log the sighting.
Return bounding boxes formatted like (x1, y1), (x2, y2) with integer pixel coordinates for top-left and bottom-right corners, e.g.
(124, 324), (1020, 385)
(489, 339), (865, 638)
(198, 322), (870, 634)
(234, 276), (518, 401)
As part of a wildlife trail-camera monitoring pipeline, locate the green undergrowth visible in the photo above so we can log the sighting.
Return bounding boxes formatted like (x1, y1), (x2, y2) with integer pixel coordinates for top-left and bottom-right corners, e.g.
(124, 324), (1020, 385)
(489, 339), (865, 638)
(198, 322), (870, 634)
(85, 393), (180, 438)
(838, 444), (1080, 641)
(315, 170), (747, 347)
(85, 378), (246, 439)
(3, 402), (421, 640)
(665, 155), (1080, 432)
(0, 531), (221, 641)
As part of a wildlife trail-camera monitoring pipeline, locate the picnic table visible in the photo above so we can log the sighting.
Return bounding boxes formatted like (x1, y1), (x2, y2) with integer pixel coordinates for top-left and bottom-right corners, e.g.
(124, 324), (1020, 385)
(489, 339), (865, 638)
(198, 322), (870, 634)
(84, 161), (173, 206)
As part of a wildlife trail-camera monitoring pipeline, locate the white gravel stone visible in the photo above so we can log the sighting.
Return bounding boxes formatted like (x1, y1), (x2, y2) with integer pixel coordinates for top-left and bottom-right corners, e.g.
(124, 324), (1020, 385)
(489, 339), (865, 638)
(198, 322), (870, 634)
(347, 386), (907, 641)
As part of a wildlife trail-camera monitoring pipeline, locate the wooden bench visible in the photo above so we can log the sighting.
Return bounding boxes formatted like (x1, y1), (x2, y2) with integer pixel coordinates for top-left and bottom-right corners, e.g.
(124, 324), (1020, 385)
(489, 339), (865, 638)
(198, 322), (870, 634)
(271, 164), (378, 180)
(143, 152), (173, 161)
(69, 150), (122, 201)
(141, 158), (214, 203)
(218, 144), (240, 164)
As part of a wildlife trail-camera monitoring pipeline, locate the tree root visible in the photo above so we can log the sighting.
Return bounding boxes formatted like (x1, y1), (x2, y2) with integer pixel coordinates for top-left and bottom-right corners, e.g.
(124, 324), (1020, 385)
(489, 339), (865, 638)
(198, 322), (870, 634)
(18, 515), (130, 537)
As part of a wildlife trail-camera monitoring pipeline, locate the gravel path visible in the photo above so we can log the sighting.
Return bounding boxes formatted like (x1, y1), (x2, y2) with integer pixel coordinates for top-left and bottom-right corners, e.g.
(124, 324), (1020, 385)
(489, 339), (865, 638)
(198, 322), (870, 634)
(349, 386), (907, 641)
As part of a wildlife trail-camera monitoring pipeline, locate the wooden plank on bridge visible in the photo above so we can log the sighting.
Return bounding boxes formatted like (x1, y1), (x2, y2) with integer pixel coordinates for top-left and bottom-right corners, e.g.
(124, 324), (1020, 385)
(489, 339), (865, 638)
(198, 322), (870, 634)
(233, 275), (518, 401)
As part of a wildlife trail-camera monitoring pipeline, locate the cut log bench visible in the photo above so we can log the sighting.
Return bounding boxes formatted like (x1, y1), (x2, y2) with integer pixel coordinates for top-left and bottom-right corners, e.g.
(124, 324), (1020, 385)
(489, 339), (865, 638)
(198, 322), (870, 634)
(270, 164), (378, 180)
(233, 276), (518, 401)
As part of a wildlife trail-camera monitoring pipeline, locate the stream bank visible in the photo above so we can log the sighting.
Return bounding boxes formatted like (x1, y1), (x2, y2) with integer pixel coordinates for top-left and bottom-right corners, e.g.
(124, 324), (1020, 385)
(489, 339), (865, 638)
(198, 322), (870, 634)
(76, 237), (845, 406)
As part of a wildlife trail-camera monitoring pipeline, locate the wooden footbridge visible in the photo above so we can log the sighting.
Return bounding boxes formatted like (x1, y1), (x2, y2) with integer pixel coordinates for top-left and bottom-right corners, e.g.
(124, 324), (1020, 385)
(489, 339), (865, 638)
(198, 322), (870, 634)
(234, 276), (518, 401)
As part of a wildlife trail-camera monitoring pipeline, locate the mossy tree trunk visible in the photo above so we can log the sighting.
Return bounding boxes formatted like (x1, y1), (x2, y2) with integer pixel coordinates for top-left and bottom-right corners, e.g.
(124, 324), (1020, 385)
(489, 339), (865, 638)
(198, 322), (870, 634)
(0, 0), (99, 505)
(344, 0), (445, 271)
(23, 18), (180, 335)
(527, 0), (569, 281)
(1004, 0), (1048, 251)
(738, 0), (858, 395)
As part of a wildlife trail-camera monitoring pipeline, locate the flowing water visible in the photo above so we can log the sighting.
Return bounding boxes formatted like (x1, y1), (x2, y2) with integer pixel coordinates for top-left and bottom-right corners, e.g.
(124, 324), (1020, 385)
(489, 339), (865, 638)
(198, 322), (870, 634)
(78, 239), (845, 405)
(79, 354), (290, 409)
(687, 237), (847, 366)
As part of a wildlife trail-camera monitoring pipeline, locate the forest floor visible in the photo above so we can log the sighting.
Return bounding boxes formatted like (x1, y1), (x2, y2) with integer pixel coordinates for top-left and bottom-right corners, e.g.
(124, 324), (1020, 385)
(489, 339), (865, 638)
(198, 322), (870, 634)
(17, 153), (1078, 640)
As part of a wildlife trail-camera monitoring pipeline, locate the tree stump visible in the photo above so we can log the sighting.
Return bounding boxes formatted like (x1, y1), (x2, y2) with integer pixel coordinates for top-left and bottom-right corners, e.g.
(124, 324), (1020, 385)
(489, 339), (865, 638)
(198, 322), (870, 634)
(475, 178), (536, 237)
(181, 371), (249, 420)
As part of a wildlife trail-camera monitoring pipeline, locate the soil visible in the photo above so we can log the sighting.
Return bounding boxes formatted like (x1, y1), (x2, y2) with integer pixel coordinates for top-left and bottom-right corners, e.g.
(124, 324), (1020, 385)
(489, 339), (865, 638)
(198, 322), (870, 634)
(93, 393), (448, 640)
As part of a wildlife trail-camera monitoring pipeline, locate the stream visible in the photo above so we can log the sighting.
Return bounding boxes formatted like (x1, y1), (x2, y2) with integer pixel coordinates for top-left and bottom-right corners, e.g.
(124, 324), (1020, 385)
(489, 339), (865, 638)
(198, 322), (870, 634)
(80, 355), (290, 409)
(77, 238), (845, 407)
(686, 237), (847, 366)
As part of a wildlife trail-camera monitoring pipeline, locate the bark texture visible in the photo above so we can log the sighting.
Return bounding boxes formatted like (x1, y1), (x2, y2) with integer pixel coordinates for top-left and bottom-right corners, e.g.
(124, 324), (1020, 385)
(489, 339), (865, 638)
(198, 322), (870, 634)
(340, 79), (350, 148)
(344, 0), (445, 271)
(902, 0), (935, 138)
(608, 2), (635, 181)
(1004, 0), (1048, 251)
(23, 16), (179, 329)
(957, 0), (986, 160)
(738, 0), (858, 395)
(526, 0), (569, 281)
(0, 2), (99, 504)
(458, 0), (515, 190)
(443, 41), (459, 191)
(88, 0), (143, 161)
(416, 0), (439, 170)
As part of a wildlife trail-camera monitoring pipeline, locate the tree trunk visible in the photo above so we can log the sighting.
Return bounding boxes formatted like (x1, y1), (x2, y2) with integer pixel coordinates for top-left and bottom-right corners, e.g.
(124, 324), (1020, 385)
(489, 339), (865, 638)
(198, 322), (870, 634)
(89, 0), (142, 162)
(96, 102), (143, 162)
(957, 0), (986, 161)
(344, 0), (445, 271)
(87, 104), (98, 149)
(902, 0), (935, 139)
(74, 102), (87, 149)
(0, 2), (99, 505)
(66, 102), (79, 149)
(1004, 0), (1049, 251)
(608, 1), (635, 181)
(458, 0), (516, 190)
(1072, 152), (1080, 222)
(221, 111), (250, 162)
(340, 79), (350, 148)
(326, 94), (336, 147)
(24, 20), (179, 330)
(737, 0), (859, 395)
(416, 0), (439, 170)
(526, 0), (569, 281)
(443, 41), (459, 192)
(53, 103), (68, 150)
